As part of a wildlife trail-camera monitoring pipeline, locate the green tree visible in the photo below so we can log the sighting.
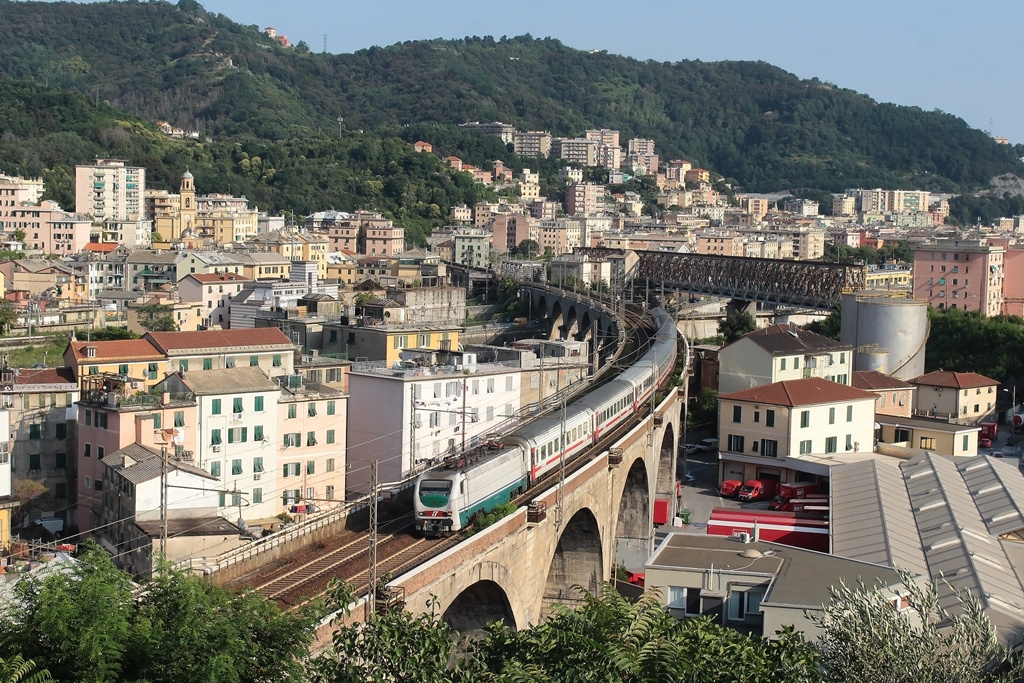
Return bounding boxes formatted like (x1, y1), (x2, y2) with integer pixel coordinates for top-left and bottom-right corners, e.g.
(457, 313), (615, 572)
(0, 543), (317, 683)
(0, 649), (51, 683)
(811, 568), (1022, 683)
(805, 303), (841, 340)
(134, 302), (178, 332)
(514, 239), (540, 259)
(718, 309), (756, 343)
(687, 387), (718, 430)
(77, 326), (137, 341)
(11, 230), (25, 244)
(0, 543), (133, 682)
(0, 300), (19, 334)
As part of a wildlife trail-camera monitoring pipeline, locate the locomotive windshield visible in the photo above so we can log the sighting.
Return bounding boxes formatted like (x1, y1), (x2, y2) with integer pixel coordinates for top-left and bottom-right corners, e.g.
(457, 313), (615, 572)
(418, 479), (452, 507)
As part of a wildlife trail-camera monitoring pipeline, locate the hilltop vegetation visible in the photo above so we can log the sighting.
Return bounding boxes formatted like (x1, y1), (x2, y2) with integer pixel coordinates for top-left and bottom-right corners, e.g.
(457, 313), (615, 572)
(1, 0), (1022, 198)
(0, 81), (491, 243)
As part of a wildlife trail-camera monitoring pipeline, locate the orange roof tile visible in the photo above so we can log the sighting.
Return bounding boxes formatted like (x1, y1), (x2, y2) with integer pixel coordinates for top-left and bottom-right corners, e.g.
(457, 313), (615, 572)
(851, 370), (914, 391)
(909, 370), (998, 390)
(83, 243), (120, 252)
(67, 338), (164, 363)
(12, 367), (76, 385)
(144, 328), (293, 353)
(719, 377), (877, 407)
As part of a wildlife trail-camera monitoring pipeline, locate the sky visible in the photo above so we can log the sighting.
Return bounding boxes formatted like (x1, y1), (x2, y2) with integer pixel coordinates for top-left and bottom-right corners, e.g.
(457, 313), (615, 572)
(47, 0), (1024, 145)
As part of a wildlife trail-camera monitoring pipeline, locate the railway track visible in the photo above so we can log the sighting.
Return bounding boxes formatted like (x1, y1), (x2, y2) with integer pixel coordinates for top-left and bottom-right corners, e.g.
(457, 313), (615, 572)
(252, 305), (665, 611)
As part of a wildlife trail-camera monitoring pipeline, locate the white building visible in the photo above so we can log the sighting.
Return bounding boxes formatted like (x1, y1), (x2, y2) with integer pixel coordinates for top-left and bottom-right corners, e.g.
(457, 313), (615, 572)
(98, 442), (242, 576)
(163, 367), (285, 523)
(717, 377), (878, 485)
(74, 159), (146, 221)
(718, 324), (855, 394)
(346, 360), (522, 493)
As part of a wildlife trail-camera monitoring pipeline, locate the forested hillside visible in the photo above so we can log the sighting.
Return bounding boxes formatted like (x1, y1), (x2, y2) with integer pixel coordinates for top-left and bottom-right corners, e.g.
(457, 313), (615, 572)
(0, 81), (491, 244)
(2, 0), (1022, 196)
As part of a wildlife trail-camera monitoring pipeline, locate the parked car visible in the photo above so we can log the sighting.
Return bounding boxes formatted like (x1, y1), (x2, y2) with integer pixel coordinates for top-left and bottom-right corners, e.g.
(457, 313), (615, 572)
(699, 437), (719, 451)
(980, 437), (993, 449)
(34, 517), (64, 538)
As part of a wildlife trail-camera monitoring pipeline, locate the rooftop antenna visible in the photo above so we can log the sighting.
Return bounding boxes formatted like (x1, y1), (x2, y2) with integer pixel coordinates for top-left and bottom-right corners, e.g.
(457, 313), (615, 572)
(323, 33), (327, 53)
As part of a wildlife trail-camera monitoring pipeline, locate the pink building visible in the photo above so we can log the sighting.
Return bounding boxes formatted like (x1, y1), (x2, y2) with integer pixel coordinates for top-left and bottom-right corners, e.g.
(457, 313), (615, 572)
(911, 239), (1005, 315)
(76, 376), (199, 530)
(1002, 245), (1024, 317)
(178, 273), (251, 329)
(488, 215), (534, 254)
(277, 387), (348, 512)
(5, 200), (92, 254)
(565, 183), (604, 217)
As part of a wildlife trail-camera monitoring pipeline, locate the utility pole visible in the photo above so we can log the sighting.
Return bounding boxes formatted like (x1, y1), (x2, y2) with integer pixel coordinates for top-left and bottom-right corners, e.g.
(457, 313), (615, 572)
(366, 460), (378, 618)
(160, 445), (168, 559)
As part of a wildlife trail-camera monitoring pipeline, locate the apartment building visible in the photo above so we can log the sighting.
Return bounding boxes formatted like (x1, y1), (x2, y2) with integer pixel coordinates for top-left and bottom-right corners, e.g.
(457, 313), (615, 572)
(346, 361), (522, 493)
(321, 324), (460, 367)
(537, 219), (584, 256)
(178, 273), (251, 329)
(452, 227), (492, 268)
(911, 239), (1005, 315)
(718, 324), (854, 394)
(585, 129), (620, 147)
(697, 232), (744, 256)
(308, 210), (405, 258)
(512, 131), (552, 158)
(552, 138), (597, 166)
(908, 370), (999, 425)
(5, 200), (92, 254)
(277, 383), (347, 512)
(717, 377), (878, 485)
(832, 195), (857, 217)
(99, 218), (153, 248)
(1, 365), (79, 527)
(75, 159), (145, 221)
(163, 368), (286, 522)
(627, 138), (655, 156)
(0, 408), (13, 549)
(565, 183), (604, 217)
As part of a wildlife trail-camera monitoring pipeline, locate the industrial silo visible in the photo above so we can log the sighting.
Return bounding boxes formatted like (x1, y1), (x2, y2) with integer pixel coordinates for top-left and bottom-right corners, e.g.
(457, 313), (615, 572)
(840, 292), (928, 380)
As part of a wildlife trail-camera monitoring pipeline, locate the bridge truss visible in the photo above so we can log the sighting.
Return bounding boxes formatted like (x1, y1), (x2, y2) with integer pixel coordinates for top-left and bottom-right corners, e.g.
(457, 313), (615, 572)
(578, 248), (866, 310)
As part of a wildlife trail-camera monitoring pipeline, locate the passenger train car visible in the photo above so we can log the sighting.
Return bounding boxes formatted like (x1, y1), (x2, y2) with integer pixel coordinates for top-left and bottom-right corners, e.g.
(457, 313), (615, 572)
(415, 307), (679, 536)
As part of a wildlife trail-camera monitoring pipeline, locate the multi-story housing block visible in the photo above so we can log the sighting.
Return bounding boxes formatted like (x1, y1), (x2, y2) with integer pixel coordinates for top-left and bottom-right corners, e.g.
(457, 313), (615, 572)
(346, 361), (522, 493)
(125, 250), (188, 292)
(308, 210), (405, 258)
(96, 443), (233, 577)
(63, 336), (170, 391)
(717, 377), (878, 485)
(833, 194), (857, 217)
(697, 232), (744, 256)
(75, 159), (145, 221)
(232, 252), (292, 281)
(321, 324), (460, 367)
(277, 383), (347, 511)
(5, 200), (92, 254)
(565, 183), (604, 217)
(161, 368), (285, 522)
(144, 328), (296, 379)
(585, 129), (620, 148)
(178, 273), (250, 329)
(537, 219), (584, 256)
(911, 239), (1004, 315)
(552, 138), (597, 166)
(99, 217), (153, 248)
(719, 324), (854, 394)
(452, 227), (492, 268)
(512, 131), (552, 158)
(1, 365), (78, 527)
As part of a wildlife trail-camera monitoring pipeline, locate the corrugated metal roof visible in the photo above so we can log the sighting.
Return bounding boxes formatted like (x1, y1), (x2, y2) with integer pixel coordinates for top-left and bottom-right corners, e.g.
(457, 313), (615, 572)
(832, 452), (1024, 641)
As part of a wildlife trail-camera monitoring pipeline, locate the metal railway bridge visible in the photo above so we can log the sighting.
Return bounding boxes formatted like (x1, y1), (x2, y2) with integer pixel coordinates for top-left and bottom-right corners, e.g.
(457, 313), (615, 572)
(577, 248), (867, 309)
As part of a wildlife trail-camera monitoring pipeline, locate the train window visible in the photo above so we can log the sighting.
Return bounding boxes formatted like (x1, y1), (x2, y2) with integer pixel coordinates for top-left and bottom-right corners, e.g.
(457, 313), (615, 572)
(541, 445), (547, 458)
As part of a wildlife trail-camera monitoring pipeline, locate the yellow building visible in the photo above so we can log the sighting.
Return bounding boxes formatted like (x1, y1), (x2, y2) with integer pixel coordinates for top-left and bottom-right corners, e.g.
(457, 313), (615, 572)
(321, 323), (460, 367)
(63, 336), (169, 390)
